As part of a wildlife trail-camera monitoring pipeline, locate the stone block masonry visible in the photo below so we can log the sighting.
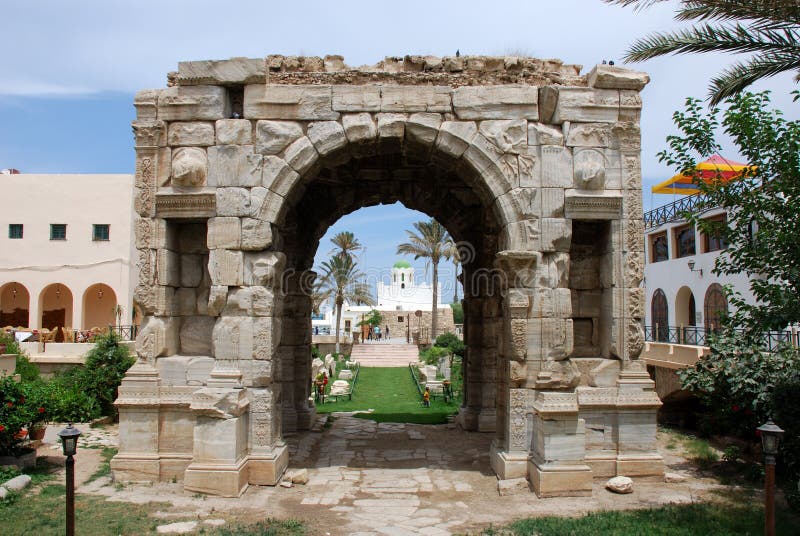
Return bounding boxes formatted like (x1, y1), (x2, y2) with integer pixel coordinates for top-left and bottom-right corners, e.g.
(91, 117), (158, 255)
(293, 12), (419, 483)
(113, 54), (662, 498)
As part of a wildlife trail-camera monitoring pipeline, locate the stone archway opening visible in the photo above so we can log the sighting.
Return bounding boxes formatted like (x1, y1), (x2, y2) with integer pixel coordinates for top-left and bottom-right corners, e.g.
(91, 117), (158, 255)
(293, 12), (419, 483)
(82, 283), (118, 330)
(0, 282), (30, 328)
(113, 54), (663, 499)
(39, 283), (73, 334)
(270, 134), (506, 441)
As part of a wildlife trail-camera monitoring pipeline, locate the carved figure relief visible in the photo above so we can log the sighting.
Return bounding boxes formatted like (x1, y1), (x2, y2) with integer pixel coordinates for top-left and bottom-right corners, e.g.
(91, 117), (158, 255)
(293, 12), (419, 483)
(573, 149), (606, 190)
(172, 147), (208, 187)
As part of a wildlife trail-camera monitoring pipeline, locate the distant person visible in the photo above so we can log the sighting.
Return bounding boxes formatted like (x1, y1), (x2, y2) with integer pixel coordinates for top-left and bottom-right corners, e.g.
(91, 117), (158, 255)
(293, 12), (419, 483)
(314, 326), (319, 335)
(367, 327), (373, 341)
(375, 325), (381, 341)
(423, 386), (431, 407)
(385, 325), (390, 340)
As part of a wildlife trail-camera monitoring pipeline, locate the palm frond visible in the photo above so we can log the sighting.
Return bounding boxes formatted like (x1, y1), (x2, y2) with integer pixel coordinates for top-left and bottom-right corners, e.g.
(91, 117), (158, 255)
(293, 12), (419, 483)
(602, 0), (670, 12)
(624, 24), (800, 61)
(708, 51), (800, 104)
(328, 231), (363, 260)
(677, 1), (800, 31)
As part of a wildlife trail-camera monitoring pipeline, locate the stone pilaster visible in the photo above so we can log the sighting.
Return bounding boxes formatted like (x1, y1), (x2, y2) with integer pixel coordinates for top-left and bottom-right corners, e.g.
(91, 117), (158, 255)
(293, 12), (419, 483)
(184, 369), (251, 497)
(111, 360), (163, 482)
(490, 250), (539, 479)
(528, 391), (592, 497)
(615, 361), (663, 477)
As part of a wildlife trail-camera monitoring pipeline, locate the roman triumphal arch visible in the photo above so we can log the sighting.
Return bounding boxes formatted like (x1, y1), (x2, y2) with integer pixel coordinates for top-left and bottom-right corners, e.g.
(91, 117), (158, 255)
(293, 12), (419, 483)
(111, 55), (662, 497)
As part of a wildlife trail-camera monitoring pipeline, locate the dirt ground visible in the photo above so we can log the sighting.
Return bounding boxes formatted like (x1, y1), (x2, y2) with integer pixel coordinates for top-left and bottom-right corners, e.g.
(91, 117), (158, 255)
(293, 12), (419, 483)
(33, 417), (764, 535)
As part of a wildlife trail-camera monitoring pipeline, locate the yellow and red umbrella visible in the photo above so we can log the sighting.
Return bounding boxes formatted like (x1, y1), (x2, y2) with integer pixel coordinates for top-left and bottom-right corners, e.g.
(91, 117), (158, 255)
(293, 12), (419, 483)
(651, 154), (753, 195)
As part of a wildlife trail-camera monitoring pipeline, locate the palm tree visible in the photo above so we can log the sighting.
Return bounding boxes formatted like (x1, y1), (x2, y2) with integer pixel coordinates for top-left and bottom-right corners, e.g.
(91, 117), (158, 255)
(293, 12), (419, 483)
(318, 255), (374, 353)
(329, 231), (363, 261)
(397, 219), (452, 339)
(605, 0), (800, 104)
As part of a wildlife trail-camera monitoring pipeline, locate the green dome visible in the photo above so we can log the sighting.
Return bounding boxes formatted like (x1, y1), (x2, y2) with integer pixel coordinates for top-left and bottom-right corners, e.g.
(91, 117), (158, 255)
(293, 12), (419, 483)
(393, 260), (411, 269)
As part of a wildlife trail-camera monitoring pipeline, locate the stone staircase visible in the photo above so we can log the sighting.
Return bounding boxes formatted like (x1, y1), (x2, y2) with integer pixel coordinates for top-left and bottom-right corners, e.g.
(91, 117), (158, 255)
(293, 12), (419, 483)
(350, 342), (420, 367)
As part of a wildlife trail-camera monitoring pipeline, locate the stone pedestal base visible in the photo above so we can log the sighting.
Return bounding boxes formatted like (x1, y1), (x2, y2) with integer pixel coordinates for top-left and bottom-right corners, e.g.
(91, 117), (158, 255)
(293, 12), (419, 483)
(111, 453), (161, 482)
(478, 409), (497, 432)
(296, 406), (316, 431)
(184, 458), (249, 497)
(248, 444), (289, 485)
(528, 461), (592, 498)
(281, 407), (298, 433)
(456, 407), (479, 431)
(585, 453), (618, 478)
(490, 444), (529, 480)
(617, 454), (664, 478)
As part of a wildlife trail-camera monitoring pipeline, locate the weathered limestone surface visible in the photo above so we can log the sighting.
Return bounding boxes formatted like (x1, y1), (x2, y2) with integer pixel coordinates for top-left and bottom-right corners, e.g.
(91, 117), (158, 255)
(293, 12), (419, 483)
(116, 54), (657, 499)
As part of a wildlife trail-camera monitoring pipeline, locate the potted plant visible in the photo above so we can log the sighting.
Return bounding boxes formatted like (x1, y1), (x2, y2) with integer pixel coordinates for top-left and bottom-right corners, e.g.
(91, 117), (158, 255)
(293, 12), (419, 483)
(0, 376), (36, 468)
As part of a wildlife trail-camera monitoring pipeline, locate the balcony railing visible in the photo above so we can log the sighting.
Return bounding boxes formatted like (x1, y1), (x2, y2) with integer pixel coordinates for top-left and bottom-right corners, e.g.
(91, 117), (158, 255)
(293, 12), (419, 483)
(645, 325), (799, 352)
(644, 193), (709, 229)
(109, 325), (137, 341)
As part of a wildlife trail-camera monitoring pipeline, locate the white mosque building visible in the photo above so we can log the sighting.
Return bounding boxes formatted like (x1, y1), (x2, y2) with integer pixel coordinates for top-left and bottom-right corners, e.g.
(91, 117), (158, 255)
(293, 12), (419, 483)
(312, 260), (453, 340)
(375, 260), (438, 311)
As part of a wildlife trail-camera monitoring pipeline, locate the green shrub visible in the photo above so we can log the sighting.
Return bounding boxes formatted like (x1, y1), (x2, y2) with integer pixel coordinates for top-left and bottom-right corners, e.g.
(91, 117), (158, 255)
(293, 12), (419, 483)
(14, 354), (40, 383)
(0, 332), (38, 382)
(0, 377), (53, 455)
(75, 332), (135, 418)
(419, 345), (449, 365)
(679, 330), (800, 438)
(44, 379), (100, 423)
(434, 332), (464, 359)
(0, 376), (32, 456)
(722, 445), (741, 464)
(0, 332), (22, 356)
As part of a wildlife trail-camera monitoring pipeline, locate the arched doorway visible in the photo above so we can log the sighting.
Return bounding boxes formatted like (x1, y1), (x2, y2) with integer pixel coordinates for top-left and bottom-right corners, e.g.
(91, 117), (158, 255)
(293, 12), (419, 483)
(674, 286), (696, 327)
(704, 283), (727, 332)
(39, 284), (73, 338)
(82, 283), (117, 331)
(0, 282), (30, 327)
(114, 56), (661, 499)
(651, 289), (668, 342)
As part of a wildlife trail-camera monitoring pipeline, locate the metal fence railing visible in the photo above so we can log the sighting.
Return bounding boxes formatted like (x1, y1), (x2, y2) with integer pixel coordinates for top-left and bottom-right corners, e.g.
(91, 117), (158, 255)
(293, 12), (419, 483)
(644, 193), (708, 229)
(109, 325), (137, 341)
(645, 325), (799, 352)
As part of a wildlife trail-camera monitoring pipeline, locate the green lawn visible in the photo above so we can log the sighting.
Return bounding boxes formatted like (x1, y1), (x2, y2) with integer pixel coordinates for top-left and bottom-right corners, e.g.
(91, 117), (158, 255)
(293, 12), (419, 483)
(0, 483), (304, 535)
(486, 503), (799, 536)
(315, 366), (460, 424)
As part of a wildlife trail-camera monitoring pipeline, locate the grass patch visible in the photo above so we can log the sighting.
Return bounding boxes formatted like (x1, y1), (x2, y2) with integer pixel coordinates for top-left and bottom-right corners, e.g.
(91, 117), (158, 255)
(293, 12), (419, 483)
(0, 457), (60, 498)
(684, 437), (720, 469)
(488, 503), (798, 535)
(315, 367), (459, 424)
(86, 447), (117, 484)
(203, 518), (305, 535)
(0, 484), (169, 535)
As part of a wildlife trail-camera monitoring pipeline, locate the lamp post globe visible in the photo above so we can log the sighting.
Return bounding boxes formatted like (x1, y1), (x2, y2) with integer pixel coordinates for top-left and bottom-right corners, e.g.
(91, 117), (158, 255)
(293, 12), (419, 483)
(758, 419), (784, 460)
(58, 423), (81, 456)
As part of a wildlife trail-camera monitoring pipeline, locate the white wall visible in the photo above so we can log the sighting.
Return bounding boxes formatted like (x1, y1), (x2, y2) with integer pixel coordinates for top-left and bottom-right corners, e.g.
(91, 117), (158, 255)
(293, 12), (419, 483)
(644, 207), (756, 329)
(0, 174), (135, 330)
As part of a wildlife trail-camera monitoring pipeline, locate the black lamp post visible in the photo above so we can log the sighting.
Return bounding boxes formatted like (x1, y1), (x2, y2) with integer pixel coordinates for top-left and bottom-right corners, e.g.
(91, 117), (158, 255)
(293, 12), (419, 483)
(757, 419), (784, 536)
(58, 424), (81, 536)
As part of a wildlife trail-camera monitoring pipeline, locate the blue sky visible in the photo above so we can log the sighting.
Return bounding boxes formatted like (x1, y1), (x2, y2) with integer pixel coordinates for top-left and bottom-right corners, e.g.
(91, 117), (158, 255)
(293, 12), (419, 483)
(1, 1), (798, 294)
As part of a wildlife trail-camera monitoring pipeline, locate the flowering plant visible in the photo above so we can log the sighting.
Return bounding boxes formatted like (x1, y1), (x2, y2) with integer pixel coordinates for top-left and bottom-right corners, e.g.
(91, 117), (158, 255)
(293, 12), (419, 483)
(0, 376), (49, 456)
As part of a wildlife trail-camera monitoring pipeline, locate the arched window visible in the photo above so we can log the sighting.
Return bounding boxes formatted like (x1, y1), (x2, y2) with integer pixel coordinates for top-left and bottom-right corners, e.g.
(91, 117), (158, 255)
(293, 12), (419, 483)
(401, 273), (405, 282)
(651, 289), (669, 342)
(704, 284), (728, 332)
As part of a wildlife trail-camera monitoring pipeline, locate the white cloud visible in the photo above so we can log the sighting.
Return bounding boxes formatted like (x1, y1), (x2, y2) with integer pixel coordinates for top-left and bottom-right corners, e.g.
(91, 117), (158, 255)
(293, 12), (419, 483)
(0, 78), (97, 97)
